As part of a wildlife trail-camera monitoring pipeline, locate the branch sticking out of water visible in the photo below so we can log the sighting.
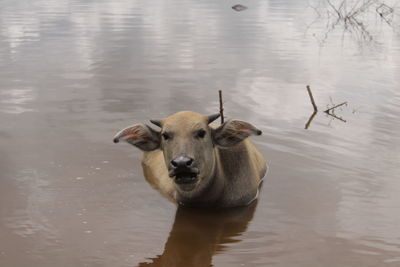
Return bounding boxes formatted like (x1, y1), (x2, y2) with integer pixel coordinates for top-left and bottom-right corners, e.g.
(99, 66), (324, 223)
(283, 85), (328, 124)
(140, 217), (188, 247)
(307, 85), (318, 112)
(219, 90), (224, 124)
(324, 101), (348, 113)
(304, 85), (349, 129)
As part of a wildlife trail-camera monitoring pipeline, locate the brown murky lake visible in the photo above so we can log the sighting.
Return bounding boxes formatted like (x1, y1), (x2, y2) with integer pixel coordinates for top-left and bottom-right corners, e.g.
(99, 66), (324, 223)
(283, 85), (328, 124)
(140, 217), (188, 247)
(1, 0), (400, 266)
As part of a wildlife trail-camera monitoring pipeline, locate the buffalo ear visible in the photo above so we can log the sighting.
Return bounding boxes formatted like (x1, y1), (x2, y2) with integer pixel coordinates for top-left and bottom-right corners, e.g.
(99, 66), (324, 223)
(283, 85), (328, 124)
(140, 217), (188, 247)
(113, 124), (160, 151)
(213, 120), (262, 147)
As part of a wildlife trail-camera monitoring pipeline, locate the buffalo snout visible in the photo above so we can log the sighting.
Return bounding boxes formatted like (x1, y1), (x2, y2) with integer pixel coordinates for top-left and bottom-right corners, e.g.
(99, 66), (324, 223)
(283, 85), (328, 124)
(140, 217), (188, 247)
(168, 155), (199, 185)
(170, 155), (194, 169)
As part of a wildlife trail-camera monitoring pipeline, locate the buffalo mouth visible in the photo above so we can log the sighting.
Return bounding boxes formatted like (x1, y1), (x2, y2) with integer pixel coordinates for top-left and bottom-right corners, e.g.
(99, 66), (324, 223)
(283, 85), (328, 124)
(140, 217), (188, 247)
(174, 172), (198, 185)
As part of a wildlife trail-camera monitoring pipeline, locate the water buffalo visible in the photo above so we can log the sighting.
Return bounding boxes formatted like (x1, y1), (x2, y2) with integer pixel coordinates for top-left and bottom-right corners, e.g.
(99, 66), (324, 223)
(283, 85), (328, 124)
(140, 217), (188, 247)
(113, 111), (267, 208)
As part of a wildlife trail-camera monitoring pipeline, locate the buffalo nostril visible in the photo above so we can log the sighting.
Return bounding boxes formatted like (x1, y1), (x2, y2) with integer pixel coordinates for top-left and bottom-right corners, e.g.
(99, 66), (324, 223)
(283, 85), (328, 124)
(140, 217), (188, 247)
(186, 158), (193, 167)
(171, 160), (178, 168)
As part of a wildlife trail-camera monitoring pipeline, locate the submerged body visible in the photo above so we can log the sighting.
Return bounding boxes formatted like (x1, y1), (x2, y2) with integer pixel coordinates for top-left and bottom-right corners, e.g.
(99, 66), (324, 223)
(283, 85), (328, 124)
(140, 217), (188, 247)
(114, 111), (267, 208)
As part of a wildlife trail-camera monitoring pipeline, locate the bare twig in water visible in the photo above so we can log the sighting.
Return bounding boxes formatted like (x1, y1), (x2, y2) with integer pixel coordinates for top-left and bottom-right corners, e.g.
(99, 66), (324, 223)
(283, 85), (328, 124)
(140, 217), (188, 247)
(326, 112), (347, 122)
(306, 85), (318, 112)
(219, 90), (224, 124)
(324, 98), (347, 123)
(305, 111), (318, 129)
(305, 85), (318, 129)
(307, 0), (398, 46)
(324, 101), (348, 113)
(376, 3), (395, 25)
(304, 86), (350, 129)
(327, 0), (343, 18)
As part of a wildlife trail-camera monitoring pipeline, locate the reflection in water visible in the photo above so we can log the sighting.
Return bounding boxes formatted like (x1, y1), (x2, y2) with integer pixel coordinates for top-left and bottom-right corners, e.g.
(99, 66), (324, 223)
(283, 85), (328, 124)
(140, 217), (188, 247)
(305, 111), (317, 129)
(304, 106), (348, 129)
(325, 110), (347, 123)
(138, 201), (258, 267)
(324, 100), (349, 123)
(304, 86), (348, 129)
(0, 87), (36, 114)
(308, 0), (398, 45)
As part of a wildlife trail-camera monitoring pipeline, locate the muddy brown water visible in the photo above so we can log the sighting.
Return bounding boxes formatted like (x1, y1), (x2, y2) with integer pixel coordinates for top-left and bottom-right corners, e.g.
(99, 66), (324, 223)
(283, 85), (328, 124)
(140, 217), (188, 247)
(1, 0), (400, 266)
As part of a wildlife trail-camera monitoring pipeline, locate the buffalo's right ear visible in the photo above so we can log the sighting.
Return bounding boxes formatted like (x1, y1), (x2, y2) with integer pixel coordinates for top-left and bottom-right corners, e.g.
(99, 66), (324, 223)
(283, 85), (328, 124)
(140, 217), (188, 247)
(113, 124), (160, 151)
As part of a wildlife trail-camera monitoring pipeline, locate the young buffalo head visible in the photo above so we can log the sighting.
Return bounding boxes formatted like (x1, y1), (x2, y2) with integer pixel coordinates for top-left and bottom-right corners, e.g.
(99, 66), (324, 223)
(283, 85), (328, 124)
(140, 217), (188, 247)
(113, 111), (261, 197)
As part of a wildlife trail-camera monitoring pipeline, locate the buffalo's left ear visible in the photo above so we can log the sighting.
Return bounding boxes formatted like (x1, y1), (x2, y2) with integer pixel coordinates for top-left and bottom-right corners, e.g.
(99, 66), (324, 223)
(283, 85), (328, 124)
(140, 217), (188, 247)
(113, 124), (160, 151)
(213, 120), (262, 147)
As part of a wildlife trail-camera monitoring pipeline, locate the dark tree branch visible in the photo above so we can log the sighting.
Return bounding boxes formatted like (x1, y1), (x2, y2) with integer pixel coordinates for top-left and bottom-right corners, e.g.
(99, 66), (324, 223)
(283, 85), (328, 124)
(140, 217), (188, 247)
(324, 101), (347, 113)
(219, 90), (224, 124)
(307, 85), (318, 112)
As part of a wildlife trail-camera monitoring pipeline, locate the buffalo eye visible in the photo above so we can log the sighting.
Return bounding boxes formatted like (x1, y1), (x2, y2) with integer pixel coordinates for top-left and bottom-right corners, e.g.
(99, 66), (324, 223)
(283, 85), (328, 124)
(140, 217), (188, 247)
(196, 129), (206, 139)
(162, 132), (171, 140)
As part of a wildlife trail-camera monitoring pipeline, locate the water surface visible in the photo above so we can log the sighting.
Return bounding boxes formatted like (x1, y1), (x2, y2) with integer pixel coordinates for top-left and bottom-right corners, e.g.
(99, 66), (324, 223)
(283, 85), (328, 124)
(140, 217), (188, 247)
(1, 0), (400, 266)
